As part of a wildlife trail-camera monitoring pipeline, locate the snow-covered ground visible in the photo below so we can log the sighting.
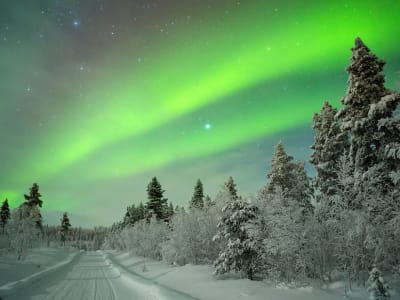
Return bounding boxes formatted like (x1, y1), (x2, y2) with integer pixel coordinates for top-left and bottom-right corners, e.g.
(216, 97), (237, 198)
(0, 247), (78, 287)
(1, 248), (399, 299)
(0, 250), (197, 300)
(106, 251), (400, 300)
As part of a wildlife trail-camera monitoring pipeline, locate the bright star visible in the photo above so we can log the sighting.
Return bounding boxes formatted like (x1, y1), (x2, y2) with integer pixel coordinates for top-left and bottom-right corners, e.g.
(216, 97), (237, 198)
(73, 20), (80, 28)
(204, 123), (211, 130)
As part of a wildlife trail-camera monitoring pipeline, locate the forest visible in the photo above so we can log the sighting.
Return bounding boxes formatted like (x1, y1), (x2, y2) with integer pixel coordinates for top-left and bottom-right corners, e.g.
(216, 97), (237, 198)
(1, 38), (399, 299)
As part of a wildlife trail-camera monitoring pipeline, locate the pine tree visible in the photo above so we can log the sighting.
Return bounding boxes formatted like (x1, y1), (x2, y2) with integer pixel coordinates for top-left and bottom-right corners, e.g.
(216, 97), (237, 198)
(24, 183), (43, 207)
(166, 202), (175, 220)
(204, 195), (214, 209)
(137, 202), (146, 220)
(146, 177), (168, 220)
(224, 176), (239, 201)
(292, 162), (314, 216)
(190, 179), (204, 209)
(60, 212), (71, 247)
(335, 38), (400, 209)
(0, 198), (11, 234)
(310, 101), (349, 199)
(22, 183), (43, 230)
(213, 197), (260, 280)
(337, 37), (390, 171)
(267, 142), (313, 213)
(267, 142), (295, 194)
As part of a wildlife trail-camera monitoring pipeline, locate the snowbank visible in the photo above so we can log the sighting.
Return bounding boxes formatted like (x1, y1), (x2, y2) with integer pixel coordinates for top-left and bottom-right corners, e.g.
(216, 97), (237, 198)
(0, 248), (80, 297)
(103, 251), (382, 300)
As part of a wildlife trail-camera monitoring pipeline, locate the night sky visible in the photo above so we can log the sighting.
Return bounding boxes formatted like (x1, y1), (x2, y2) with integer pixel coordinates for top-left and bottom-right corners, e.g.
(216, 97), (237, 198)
(1, 0), (399, 226)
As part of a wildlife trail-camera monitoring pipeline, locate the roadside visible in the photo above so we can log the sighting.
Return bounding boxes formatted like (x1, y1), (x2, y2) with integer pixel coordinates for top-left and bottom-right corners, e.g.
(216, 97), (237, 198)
(0, 248), (80, 296)
(104, 251), (386, 300)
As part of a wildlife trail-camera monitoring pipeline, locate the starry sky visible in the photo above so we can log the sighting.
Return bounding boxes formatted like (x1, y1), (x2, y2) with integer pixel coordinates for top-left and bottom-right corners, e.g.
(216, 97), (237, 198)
(1, 0), (399, 226)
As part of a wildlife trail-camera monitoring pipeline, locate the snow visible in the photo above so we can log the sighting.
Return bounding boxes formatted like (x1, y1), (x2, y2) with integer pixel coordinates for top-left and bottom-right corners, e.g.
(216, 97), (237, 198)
(0, 247), (78, 286)
(1, 248), (399, 299)
(0, 247), (79, 297)
(105, 251), (394, 300)
(0, 250), (196, 299)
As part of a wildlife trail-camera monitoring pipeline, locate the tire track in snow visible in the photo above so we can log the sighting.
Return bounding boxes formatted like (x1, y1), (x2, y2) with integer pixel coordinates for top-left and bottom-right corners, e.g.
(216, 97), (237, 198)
(6, 252), (197, 300)
(101, 265), (118, 300)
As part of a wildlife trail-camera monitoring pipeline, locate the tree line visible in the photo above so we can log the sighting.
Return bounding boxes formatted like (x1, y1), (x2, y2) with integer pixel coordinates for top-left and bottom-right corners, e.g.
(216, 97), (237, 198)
(0, 183), (107, 259)
(103, 38), (400, 298)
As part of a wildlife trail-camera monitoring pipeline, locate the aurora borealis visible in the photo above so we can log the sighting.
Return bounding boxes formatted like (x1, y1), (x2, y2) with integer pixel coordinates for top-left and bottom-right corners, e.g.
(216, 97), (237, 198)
(1, 0), (399, 226)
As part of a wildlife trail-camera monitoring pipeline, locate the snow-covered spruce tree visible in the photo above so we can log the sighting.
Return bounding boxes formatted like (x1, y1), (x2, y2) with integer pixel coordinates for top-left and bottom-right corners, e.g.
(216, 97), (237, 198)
(165, 202), (175, 221)
(123, 202), (147, 227)
(267, 142), (313, 216)
(60, 212), (71, 247)
(336, 37), (398, 173)
(367, 267), (391, 300)
(292, 162), (314, 217)
(310, 101), (349, 200)
(224, 176), (239, 201)
(255, 143), (314, 281)
(145, 177), (168, 221)
(204, 195), (215, 209)
(0, 198), (11, 234)
(213, 196), (260, 280)
(190, 179), (204, 209)
(24, 183), (43, 207)
(267, 141), (294, 194)
(22, 183), (43, 231)
(335, 38), (400, 274)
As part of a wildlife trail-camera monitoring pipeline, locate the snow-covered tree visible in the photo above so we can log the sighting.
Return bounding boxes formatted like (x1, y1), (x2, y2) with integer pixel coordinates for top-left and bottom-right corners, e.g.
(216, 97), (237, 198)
(204, 195), (215, 209)
(22, 183), (43, 230)
(267, 142), (295, 194)
(190, 179), (204, 209)
(337, 37), (397, 172)
(266, 142), (313, 215)
(145, 177), (168, 221)
(7, 206), (39, 260)
(310, 101), (349, 199)
(0, 198), (11, 234)
(162, 206), (220, 265)
(123, 202), (146, 227)
(214, 196), (260, 280)
(224, 176), (239, 201)
(60, 212), (71, 247)
(23, 183), (43, 207)
(292, 162), (314, 217)
(257, 187), (309, 282)
(122, 217), (169, 260)
(367, 267), (391, 300)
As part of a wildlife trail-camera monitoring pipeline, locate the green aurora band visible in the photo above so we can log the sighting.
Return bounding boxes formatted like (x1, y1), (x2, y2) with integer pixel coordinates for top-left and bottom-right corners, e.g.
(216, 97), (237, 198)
(2, 0), (400, 211)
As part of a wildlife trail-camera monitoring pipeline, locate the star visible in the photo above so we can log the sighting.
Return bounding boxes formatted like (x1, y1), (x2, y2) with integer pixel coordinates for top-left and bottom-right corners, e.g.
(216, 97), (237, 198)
(73, 20), (80, 28)
(204, 123), (212, 130)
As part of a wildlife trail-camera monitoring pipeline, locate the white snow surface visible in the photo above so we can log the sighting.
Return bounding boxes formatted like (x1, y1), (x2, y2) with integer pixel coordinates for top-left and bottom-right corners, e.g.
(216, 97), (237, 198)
(107, 251), (398, 300)
(0, 249), (195, 300)
(1, 248), (399, 300)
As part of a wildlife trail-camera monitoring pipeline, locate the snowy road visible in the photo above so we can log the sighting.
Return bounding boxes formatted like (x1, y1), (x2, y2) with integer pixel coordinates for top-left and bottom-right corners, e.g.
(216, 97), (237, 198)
(4, 252), (197, 300)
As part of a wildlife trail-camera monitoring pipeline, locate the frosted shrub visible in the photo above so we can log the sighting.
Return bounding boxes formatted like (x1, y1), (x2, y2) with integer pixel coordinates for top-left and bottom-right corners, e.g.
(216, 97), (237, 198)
(367, 267), (391, 300)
